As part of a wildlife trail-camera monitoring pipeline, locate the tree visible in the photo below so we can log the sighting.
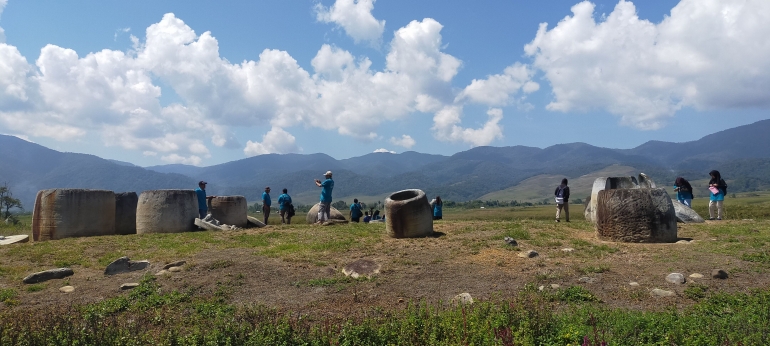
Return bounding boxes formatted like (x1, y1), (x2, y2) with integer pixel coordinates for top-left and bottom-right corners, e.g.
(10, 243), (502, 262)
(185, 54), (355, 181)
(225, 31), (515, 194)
(0, 183), (23, 219)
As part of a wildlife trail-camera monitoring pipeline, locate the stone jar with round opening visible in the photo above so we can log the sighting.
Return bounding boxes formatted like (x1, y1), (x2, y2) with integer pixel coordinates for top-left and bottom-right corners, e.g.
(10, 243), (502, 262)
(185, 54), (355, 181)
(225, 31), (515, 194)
(210, 196), (248, 227)
(385, 189), (433, 238)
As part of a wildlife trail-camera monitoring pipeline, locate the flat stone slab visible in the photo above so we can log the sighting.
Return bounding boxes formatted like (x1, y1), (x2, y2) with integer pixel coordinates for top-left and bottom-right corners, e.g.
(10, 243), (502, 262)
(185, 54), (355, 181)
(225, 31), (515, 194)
(0, 235), (29, 245)
(104, 257), (150, 275)
(120, 283), (140, 290)
(163, 261), (187, 270)
(666, 273), (686, 284)
(167, 266), (183, 272)
(629, 282), (640, 287)
(246, 216), (266, 228)
(59, 286), (75, 293)
(518, 250), (539, 258)
(689, 273), (704, 279)
(673, 201), (706, 223)
(652, 288), (675, 297)
(23, 268), (74, 284)
(195, 218), (229, 231)
(342, 259), (380, 279)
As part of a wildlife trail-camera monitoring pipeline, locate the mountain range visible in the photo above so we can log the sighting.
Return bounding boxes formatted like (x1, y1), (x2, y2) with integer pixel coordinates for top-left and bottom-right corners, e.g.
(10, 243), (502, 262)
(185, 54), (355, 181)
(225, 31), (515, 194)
(2, 119), (770, 209)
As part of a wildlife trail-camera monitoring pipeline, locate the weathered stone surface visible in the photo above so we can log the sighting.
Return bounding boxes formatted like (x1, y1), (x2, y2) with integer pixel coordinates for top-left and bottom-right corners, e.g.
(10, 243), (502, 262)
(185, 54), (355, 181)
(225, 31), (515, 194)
(209, 196), (248, 228)
(666, 273), (686, 284)
(167, 266), (182, 273)
(23, 268), (74, 284)
(115, 192), (138, 235)
(246, 216), (266, 228)
(104, 257), (150, 275)
(550, 284), (561, 289)
(385, 189), (433, 238)
(672, 201), (706, 223)
(595, 188), (677, 243)
(588, 176), (640, 223)
(0, 234), (29, 245)
(638, 173), (657, 189)
(689, 273), (704, 279)
(136, 190), (197, 234)
(579, 277), (597, 284)
(32, 189), (116, 241)
(195, 218), (228, 231)
(561, 248), (575, 253)
(163, 261), (186, 269)
(120, 283), (140, 290)
(504, 237), (518, 246)
(306, 203), (346, 224)
(451, 293), (474, 305)
(712, 269), (729, 279)
(651, 288), (675, 297)
(59, 286), (75, 293)
(629, 282), (640, 287)
(518, 250), (538, 258)
(342, 259), (380, 279)
(155, 270), (168, 276)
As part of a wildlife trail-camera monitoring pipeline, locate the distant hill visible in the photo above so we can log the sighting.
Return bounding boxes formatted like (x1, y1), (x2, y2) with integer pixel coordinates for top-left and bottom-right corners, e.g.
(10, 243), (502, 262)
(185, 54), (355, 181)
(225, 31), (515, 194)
(2, 118), (770, 208)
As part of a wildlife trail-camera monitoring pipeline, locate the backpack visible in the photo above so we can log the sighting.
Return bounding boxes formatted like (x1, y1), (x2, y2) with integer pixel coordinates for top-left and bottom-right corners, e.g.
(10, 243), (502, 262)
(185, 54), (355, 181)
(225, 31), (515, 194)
(554, 186), (566, 204)
(287, 203), (295, 217)
(720, 179), (728, 195)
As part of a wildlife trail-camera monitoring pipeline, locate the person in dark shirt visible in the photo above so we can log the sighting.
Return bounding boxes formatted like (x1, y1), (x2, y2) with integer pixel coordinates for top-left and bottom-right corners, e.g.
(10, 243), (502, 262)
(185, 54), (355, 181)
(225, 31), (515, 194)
(349, 198), (363, 222)
(554, 178), (570, 222)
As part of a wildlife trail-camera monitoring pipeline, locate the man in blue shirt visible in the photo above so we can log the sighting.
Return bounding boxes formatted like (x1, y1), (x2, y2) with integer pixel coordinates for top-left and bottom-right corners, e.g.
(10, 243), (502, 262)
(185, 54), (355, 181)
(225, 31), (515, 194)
(262, 186), (272, 225)
(314, 171), (334, 223)
(277, 188), (293, 224)
(349, 198), (363, 222)
(194, 181), (215, 219)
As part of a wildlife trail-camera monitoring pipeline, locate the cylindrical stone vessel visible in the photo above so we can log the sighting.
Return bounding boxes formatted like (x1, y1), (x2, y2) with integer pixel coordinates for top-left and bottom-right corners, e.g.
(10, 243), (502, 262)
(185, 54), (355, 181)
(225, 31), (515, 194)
(115, 192), (138, 235)
(32, 189), (116, 241)
(210, 196), (248, 227)
(136, 190), (198, 234)
(595, 188), (677, 243)
(385, 189), (433, 238)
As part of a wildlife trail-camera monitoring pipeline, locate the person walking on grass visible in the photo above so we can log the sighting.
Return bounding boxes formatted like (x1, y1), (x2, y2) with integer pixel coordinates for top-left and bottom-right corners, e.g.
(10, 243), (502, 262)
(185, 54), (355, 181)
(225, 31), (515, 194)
(314, 171), (334, 224)
(350, 198), (363, 223)
(554, 178), (570, 222)
(430, 196), (443, 220)
(708, 170), (727, 220)
(278, 188), (293, 224)
(262, 186), (272, 225)
(194, 181), (215, 219)
(674, 177), (694, 207)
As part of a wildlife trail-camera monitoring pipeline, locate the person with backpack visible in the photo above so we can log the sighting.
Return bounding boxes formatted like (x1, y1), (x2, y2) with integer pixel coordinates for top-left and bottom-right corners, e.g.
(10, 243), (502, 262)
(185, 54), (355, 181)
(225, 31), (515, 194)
(708, 170), (727, 220)
(674, 177), (694, 207)
(554, 178), (570, 222)
(349, 199), (363, 222)
(278, 188), (293, 224)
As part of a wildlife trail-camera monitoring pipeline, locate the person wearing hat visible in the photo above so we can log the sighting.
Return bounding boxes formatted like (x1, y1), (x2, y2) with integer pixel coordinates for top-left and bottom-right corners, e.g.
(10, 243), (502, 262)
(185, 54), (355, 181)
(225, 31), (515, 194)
(262, 186), (272, 225)
(195, 181), (216, 219)
(314, 171), (334, 223)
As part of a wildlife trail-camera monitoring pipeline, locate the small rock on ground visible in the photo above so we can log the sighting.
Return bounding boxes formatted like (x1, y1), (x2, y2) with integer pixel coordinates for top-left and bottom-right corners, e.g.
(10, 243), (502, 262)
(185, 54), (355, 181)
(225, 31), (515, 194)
(451, 293), (474, 305)
(666, 273), (686, 284)
(676, 240), (691, 244)
(629, 282), (640, 287)
(561, 248), (575, 252)
(503, 237), (518, 246)
(689, 273), (704, 279)
(652, 288), (675, 297)
(712, 269), (729, 279)
(167, 266), (183, 273)
(23, 268), (74, 284)
(120, 283), (140, 290)
(104, 257), (150, 275)
(579, 277), (596, 284)
(163, 261), (186, 270)
(343, 259), (380, 279)
(518, 250), (538, 258)
(59, 286), (75, 293)
(550, 284), (561, 289)
(155, 270), (168, 276)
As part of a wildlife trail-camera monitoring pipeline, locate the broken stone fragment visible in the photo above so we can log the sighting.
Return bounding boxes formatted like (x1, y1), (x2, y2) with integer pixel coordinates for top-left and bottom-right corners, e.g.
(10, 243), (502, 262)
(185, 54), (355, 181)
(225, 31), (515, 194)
(104, 256), (150, 275)
(23, 268), (74, 284)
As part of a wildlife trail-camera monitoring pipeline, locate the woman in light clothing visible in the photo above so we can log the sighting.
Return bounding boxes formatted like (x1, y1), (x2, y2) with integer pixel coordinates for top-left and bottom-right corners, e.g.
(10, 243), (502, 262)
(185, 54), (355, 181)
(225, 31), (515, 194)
(708, 170), (727, 220)
(673, 177), (694, 207)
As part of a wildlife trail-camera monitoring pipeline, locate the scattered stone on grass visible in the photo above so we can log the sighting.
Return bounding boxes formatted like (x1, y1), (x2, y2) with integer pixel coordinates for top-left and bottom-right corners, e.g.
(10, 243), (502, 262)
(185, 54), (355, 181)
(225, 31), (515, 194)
(579, 277), (597, 284)
(342, 259), (380, 279)
(518, 250), (538, 258)
(666, 273), (686, 284)
(689, 273), (704, 279)
(550, 284), (561, 289)
(538, 285), (545, 291)
(561, 248), (575, 253)
(629, 282), (640, 287)
(59, 286), (75, 293)
(104, 257), (150, 275)
(23, 268), (74, 284)
(167, 266), (183, 273)
(712, 269), (729, 279)
(503, 237), (518, 246)
(246, 216), (266, 228)
(155, 270), (168, 276)
(651, 288), (675, 297)
(120, 283), (140, 290)
(451, 293), (474, 305)
(163, 261), (186, 270)
(0, 235), (29, 245)
(676, 240), (691, 244)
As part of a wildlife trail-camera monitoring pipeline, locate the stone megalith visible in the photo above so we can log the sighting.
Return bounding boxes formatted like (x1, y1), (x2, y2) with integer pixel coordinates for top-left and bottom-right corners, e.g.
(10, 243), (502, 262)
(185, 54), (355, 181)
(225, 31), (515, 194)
(115, 192), (138, 235)
(32, 189), (116, 241)
(595, 188), (677, 243)
(136, 190), (198, 234)
(385, 189), (433, 238)
(210, 196), (248, 227)
(587, 176), (640, 223)
(306, 203), (346, 224)
(672, 201), (706, 223)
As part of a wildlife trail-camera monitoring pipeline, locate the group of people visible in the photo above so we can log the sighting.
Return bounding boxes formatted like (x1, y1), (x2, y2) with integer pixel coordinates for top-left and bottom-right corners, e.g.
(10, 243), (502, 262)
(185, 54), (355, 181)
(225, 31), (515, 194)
(673, 170), (727, 220)
(348, 200), (385, 223)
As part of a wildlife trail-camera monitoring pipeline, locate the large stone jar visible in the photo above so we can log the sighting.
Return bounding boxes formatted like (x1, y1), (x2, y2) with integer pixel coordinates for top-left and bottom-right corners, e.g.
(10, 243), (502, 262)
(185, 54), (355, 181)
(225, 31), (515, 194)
(306, 203), (346, 224)
(595, 188), (677, 243)
(32, 189), (116, 241)
(136, 190), (197, 234)
(210, 196), (248, 227)
(385, 189), (433, 238)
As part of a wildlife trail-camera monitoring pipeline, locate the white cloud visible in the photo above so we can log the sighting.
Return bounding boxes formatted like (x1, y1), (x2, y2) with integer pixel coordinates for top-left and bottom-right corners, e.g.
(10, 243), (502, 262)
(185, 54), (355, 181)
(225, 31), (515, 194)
(457, 62), (539, 106)
(315, 0), (385, 46)
(0, 0), (6, 42)
(389, 134), (415, 149)
(161, 153), (202, 166)
(373, 148), (395, 154)
(432, 107), (503, 146)
(524, 0), (770, 130)
(243, 126), (300, 157)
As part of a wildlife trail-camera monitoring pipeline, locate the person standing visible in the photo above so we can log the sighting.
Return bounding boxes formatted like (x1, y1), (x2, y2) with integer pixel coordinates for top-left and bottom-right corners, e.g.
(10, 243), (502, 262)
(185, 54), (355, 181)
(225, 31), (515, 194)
(708, 170), (727, 220)
(314, 171), (334, 223)
(431, 196), (443, 220)
(194, 181), (215, 219)
(674, 177), (694, 207)
(350, 198), (363, 223)
(278, 188), (293, 224)
(262, 186), (272, 225)
(554, 178), (570, 222)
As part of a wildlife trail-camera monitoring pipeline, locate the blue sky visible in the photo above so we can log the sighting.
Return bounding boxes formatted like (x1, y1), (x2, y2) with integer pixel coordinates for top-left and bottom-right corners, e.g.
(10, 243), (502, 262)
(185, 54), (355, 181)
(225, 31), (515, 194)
(0, 0), (768, 166)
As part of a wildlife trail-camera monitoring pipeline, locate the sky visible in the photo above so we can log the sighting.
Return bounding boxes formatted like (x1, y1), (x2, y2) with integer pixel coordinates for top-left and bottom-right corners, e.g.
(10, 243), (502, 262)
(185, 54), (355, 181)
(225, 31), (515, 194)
(0, 0), (768, 167)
